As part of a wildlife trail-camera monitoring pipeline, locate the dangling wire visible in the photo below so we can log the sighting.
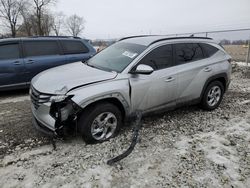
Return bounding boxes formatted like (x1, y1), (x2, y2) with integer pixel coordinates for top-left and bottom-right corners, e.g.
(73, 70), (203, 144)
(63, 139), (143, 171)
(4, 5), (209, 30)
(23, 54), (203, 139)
(107, 111), (143, 165)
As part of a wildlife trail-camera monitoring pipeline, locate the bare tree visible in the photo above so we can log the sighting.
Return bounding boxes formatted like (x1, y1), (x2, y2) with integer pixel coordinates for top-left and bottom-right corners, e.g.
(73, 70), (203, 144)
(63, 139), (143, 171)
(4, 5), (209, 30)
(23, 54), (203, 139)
(33, 0), (56, 36)
(18, 0), (56, 36)
(66, 14), (85, 37)
(42, 13), (54, 35)
(19, 12), (33, 36)
(52, 12), (65, 36)
(0, 0), (25, 37)
(19, 0), (33, 36)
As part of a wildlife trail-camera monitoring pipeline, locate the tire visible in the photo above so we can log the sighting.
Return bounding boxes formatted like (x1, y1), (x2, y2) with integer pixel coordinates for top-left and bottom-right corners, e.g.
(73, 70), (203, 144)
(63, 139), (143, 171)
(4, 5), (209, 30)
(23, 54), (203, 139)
(200, 81), (225, 111)
(78, 102), (122, 144)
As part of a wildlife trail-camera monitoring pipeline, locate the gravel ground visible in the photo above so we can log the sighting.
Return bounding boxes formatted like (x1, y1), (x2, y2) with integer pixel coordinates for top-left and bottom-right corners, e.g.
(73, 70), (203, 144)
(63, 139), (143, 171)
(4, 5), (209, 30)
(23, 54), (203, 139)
(0, 62), (250, 188)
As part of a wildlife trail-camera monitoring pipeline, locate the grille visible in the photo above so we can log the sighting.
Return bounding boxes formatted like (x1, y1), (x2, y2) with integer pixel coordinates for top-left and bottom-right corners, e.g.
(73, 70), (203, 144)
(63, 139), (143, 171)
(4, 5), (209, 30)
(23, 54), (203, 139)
(30, 86), (52, 109)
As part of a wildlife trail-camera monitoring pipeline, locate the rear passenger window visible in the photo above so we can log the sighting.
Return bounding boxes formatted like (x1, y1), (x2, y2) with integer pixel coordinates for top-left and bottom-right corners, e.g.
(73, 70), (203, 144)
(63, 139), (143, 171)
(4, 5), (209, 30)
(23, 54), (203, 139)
(175, 43), (204, 64)
(200, 43), (219, 57)
(61, 40), (89, 54)
(24, 41), (60, 57)
(0, 43), (20, 60)
(137, 45), (173, 70)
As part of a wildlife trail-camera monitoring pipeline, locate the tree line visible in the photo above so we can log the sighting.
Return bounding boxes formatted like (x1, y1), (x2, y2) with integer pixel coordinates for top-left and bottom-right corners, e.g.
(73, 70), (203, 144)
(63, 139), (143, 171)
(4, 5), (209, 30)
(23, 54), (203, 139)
(0, 0), (85, 38)
(220, 39), (249, 45)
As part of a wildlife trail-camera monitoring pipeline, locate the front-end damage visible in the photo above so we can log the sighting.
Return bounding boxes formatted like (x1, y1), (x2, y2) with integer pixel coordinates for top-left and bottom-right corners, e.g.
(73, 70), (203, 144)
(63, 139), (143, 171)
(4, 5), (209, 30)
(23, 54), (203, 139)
(49, 97), (82, 137)
(30, 87), (82, 138)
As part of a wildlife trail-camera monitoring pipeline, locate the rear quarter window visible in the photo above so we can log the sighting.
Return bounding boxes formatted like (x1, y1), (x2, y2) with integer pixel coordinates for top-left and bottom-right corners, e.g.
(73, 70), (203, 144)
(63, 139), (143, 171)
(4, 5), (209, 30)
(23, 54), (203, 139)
(200, 43), (219, 57)
(61, 40), (89, 54)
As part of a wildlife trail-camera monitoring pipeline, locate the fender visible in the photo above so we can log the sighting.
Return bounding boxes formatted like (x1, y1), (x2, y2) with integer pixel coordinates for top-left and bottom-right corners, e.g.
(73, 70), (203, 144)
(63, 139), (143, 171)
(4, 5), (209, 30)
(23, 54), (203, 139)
(77, 92), (130, 116)
(200, 73), (228, 99)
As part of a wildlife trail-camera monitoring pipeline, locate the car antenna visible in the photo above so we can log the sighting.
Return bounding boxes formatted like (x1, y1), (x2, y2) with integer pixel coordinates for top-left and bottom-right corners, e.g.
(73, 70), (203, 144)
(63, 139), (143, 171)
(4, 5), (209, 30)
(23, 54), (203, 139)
(107, 111), (143, 165)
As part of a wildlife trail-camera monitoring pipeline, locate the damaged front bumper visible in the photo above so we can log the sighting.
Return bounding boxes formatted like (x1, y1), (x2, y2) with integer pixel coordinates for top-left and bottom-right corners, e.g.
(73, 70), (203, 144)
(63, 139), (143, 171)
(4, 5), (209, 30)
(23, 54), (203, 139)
(31, 102), (56, 133)
(32, 115), (55, 137)
(31, 95), (81, 137)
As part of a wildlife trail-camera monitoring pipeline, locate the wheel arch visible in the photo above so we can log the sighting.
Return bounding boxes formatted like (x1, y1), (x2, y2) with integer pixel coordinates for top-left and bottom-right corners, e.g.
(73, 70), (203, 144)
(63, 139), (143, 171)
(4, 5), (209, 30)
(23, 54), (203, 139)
(200, 73), (228, 98)
(78, 94), (129, 120)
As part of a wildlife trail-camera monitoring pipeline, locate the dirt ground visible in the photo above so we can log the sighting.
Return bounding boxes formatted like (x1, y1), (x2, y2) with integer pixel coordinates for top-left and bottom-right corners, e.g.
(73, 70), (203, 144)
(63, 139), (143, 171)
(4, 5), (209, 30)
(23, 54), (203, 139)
(223, 45), (248, 62)
(0, 63), (250, 188)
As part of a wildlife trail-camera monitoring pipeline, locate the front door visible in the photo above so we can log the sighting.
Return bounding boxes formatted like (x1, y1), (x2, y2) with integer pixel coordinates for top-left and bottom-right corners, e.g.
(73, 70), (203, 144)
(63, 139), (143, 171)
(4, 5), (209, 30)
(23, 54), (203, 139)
(129, 44), (178, 113)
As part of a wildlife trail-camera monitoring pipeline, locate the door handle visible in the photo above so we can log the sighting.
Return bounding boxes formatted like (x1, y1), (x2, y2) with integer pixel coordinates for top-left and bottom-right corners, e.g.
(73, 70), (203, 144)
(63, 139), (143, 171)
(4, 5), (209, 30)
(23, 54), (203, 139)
(26, 60), (35, 64)
(165, 77), (175, 82)
(204, 67), (212, 72)
(13, 61), (21, 65)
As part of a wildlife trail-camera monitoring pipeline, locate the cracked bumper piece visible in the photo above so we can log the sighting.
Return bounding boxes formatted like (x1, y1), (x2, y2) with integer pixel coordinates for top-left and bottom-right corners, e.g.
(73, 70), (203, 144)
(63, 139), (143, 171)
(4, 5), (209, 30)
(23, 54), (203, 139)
(31, 103), (56, 136)
(32, 116), (55, 137)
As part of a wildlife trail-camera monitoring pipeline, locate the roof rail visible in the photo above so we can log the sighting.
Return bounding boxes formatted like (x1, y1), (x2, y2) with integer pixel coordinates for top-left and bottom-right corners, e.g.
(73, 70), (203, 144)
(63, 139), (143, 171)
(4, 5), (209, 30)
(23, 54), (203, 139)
(118, 35), (212, 45)
(27, 36), (81, 39)
(149, 36), (212, 46)
(118, 35), (158, 41)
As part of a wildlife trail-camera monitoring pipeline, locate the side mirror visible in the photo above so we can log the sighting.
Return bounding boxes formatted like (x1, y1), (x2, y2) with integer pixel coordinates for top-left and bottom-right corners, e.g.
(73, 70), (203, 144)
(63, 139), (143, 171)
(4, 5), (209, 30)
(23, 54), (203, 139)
(132, 64), (154, 75)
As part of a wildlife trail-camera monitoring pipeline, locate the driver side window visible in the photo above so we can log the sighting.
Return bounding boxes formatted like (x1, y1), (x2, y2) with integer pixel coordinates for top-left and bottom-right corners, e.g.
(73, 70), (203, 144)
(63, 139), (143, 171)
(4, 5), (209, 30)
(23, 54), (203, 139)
(134, 44), (173, 71)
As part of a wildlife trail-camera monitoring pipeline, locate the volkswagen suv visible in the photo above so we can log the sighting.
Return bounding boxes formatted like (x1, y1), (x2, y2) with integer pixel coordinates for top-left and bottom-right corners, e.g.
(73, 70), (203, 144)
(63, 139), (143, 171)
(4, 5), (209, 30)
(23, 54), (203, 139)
(30, 36), (232, 143)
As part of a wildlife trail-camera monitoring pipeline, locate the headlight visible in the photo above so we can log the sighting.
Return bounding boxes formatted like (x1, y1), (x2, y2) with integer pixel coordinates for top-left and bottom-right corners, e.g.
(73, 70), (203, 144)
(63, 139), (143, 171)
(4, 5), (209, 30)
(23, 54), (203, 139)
(50, 95), (68, 103)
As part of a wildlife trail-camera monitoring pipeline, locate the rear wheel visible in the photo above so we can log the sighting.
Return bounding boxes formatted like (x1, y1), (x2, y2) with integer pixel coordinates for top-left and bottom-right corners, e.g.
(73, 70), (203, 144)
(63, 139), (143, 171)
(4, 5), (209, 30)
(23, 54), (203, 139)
(78, 102), (122, 144)
(200, 81), (224, 110)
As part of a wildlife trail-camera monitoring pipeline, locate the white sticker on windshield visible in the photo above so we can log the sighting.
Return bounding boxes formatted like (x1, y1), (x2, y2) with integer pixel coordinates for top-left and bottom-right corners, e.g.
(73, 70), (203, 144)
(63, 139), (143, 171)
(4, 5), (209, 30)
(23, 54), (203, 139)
(122, 51), (138, 59)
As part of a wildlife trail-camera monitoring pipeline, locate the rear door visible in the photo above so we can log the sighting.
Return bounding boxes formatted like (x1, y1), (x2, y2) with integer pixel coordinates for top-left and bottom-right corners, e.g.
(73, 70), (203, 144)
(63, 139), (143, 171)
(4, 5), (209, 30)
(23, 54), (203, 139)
(0, 41), (26, 88)
(173, 43), (212, 103)
(60, 40), (92, 63)
(22, 39), (67, 82)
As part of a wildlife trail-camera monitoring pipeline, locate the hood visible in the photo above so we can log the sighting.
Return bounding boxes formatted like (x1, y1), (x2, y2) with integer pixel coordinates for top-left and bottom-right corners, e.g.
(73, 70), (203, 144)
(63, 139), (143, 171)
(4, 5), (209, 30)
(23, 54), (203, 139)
(32, 62), (117, 94)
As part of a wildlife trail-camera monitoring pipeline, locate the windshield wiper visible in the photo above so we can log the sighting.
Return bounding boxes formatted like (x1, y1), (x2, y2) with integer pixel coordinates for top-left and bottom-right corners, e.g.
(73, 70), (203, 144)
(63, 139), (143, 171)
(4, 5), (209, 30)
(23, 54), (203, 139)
(84, 61), (104, 71)
(84, 61), (95, 68)
(84, 61), (115, 72)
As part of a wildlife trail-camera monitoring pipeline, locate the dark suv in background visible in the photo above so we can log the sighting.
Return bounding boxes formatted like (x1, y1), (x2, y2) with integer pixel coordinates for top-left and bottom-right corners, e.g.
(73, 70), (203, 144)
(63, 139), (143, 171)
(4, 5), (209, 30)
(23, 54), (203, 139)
(0, 36), (96, 91)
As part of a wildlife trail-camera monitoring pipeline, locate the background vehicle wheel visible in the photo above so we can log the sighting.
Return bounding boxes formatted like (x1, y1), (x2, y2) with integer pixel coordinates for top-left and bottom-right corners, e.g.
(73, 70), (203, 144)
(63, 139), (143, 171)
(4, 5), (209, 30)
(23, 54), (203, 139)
(78, 102), (122, 144)
(200, 81), (225, 110)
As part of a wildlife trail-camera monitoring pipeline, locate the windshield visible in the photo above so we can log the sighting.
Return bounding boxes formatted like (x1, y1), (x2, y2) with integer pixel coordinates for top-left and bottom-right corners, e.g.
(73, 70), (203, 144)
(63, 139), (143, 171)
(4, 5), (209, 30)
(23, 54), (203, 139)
(87, 42), (147, 72)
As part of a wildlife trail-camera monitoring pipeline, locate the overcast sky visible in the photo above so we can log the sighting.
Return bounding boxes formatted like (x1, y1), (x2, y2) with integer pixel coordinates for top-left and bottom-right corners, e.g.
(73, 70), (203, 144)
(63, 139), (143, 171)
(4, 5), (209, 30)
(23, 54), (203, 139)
(56, 0), (250, 40)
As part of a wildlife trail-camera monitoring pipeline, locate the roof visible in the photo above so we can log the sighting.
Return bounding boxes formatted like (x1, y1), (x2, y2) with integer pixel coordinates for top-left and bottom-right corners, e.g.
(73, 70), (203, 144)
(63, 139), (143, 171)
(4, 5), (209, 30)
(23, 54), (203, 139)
(119, 35), (213, 46)
(0, 36), (83, 42)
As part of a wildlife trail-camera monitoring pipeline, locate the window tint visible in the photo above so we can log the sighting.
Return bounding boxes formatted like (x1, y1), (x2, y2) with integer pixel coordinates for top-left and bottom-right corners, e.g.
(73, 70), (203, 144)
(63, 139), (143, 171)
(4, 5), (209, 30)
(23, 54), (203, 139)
(61, 40), (89, 54)
(24, 41), (60, 57)
(200, 43), (219, 57)
(0, 43), (20, 60)
(137, 45), (173, 70)
(175, 43), (204, 64)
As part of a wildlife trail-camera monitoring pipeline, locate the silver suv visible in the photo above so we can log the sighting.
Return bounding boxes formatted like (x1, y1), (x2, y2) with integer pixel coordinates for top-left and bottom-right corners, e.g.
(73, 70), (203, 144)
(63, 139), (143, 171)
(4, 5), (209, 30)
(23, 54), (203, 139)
(30, 36), (232, 143)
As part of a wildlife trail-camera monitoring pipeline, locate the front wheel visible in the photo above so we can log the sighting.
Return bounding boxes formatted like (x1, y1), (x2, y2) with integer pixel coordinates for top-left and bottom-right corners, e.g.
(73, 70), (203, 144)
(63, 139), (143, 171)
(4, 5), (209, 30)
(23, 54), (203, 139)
(78, 102), (122, 144)
(200, 81), (225, 110)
